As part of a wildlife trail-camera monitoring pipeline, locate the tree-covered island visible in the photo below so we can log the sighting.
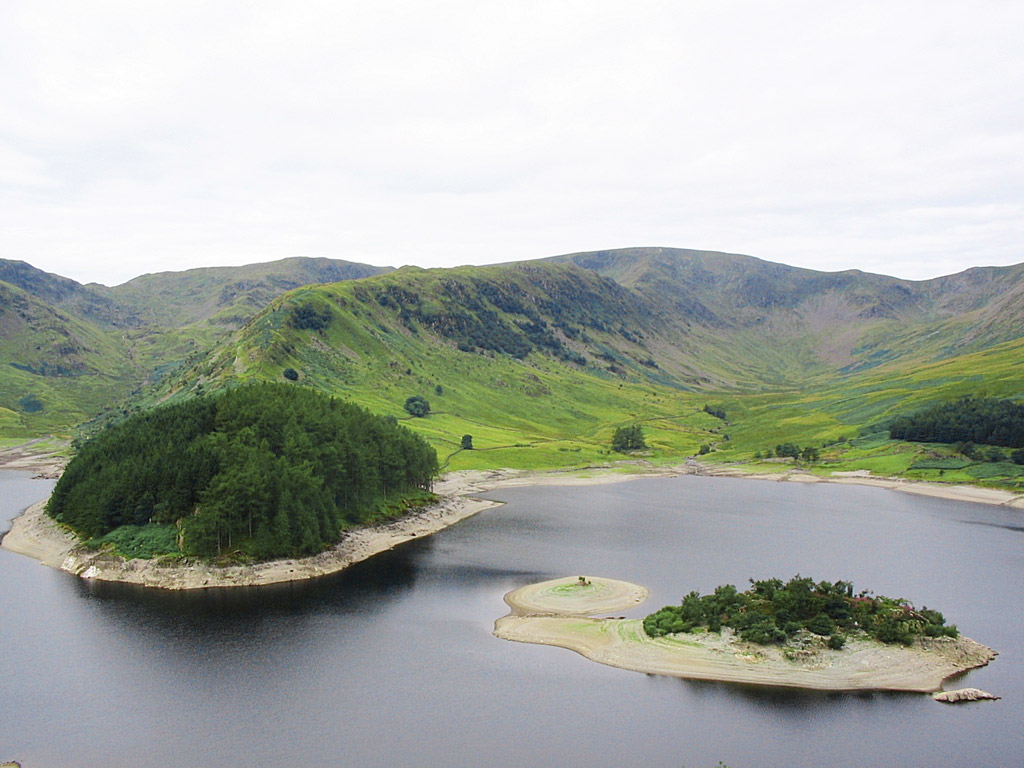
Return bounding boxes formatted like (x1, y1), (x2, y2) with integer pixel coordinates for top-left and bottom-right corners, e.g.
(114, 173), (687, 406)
(644, 576), (958, 649)
(46, 383), (438, 561)
(495, 575), (995, 693)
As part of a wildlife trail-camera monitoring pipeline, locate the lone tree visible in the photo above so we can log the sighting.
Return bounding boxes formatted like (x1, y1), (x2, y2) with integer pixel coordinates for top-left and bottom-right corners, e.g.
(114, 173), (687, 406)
(461, 434), (473, 450)
(282, 367), (299, 381)
(612, 424), (647, 452)
(404, 395), (431, 417)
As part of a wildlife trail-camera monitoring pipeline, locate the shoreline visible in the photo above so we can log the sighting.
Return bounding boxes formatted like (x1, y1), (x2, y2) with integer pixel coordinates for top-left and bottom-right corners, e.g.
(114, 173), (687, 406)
(493, 576), (998, 694)
(2, 461), (1022, 590)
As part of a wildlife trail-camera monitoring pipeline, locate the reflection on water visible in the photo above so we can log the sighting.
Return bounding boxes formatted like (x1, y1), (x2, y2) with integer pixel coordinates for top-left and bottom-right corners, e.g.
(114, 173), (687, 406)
(1, 472), (1021, 768)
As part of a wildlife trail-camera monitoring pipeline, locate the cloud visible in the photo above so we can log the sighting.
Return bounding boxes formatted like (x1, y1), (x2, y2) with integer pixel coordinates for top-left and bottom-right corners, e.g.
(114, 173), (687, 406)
(1, 1), (1022, 285)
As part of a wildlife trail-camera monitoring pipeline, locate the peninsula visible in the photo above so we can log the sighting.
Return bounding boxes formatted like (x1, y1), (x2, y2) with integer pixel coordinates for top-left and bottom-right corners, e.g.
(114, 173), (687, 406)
(494, 576), (997, 693)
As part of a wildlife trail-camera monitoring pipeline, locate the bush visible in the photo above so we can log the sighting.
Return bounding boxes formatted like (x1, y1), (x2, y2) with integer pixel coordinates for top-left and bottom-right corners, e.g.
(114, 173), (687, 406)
(282, 368), (299, 381)
(404, 396), (431, 417)
(461, 434), (473, 450)
(775, 442), (800, 458)
(827, 634), (847, 650)
(612, 424), (647, 452)
(800, 446), (819, 462)
(698, 444), (711, 455)
(289, 302), (332, 331)
(805, 613), (835, 636)
(1012, 448), (1024, 465)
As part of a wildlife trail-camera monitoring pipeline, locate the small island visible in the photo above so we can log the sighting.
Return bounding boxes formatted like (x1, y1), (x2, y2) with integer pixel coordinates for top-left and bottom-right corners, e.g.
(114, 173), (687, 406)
(494, 576), (997, 693)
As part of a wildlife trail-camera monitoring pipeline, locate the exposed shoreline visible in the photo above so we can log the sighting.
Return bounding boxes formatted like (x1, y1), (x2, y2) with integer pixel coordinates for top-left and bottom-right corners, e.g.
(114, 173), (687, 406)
(2, 461), (1022, 590)
(493, 576), (998, 694)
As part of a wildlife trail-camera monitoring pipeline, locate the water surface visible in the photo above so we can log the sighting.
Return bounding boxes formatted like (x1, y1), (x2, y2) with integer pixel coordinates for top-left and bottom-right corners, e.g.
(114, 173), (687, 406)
(1, 472), (1020, 767)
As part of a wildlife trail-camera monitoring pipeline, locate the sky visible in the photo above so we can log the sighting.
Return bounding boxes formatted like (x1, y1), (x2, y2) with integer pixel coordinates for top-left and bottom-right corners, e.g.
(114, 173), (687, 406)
(1, 1), (1022, 287)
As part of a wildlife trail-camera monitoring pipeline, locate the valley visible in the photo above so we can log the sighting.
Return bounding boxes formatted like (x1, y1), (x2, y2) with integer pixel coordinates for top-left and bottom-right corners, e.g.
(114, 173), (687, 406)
(2, 247), (1023, 489)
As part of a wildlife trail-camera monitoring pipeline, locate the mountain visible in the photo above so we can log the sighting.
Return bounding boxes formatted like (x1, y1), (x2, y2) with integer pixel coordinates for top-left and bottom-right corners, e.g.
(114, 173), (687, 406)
(98, 257), (392, 328)
(3, 248), (1023, 480)
(150, 252), (1024, 474)
(0, 257), (391, 436)
(547, 247), (1024, 375)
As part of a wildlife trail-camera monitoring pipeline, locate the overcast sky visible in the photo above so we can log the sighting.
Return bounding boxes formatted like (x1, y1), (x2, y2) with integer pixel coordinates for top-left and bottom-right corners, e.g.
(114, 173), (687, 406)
(1, 1), (1022, 286)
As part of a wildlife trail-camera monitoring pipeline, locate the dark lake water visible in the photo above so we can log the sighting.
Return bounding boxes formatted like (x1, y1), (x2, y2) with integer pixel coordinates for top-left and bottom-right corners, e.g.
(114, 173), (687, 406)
(2, 470), (1021, 767)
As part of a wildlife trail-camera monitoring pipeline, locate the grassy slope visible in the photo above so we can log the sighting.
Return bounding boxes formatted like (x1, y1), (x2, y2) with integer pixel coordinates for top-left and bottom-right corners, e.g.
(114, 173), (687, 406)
(0, 281), (144, 435)
(4, 251), (1024, 490)
(0, 257), (393, 438)
(151, 264), (729, 471)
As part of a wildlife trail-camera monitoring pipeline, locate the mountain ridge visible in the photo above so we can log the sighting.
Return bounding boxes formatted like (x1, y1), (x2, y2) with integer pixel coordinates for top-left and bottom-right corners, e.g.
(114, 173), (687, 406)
(2, 248), (1022, 478)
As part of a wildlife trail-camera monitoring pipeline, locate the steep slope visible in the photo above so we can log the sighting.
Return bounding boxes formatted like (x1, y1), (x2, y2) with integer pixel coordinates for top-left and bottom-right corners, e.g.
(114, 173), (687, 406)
(0, 259), (141, 328)
(152, 263), (729, 469)
(548, 247), (1024, 375)
(0, 257), (392, 436)
(0, 281), (141, 434)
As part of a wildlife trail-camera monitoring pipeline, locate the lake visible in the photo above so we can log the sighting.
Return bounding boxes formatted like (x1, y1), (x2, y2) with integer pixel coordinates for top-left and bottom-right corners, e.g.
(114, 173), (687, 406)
(1, 471), (1020, 767)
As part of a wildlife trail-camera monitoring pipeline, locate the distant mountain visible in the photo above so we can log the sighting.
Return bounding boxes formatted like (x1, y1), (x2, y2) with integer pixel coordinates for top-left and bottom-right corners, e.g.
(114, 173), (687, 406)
(546, 247), (1024, 372)
(98, 257), (392, 328)
(0, 259), (141, 328)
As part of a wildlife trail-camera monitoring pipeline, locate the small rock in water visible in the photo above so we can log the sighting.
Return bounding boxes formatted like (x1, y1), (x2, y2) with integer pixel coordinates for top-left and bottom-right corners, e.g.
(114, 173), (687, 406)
(933, 688), (1000, 703)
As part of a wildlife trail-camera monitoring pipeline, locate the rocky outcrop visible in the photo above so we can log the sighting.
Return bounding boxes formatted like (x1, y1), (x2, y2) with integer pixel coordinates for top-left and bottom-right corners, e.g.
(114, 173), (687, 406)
(933, 688), (1001, 703)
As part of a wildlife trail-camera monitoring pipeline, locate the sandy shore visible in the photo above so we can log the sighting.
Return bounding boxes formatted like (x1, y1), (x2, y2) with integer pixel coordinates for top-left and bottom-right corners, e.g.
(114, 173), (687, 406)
(3, 460), (1022, 590)
(693, 464), (1024, 508)
(0, 437), (68, 478)
(494, 576), (998, 694)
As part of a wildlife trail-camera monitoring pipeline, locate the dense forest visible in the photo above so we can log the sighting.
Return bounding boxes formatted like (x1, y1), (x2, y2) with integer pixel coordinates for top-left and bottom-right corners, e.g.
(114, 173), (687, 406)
(643, 576), (958, 648)
(47, 383), (438, 560)
(889, 396), (1024, 448)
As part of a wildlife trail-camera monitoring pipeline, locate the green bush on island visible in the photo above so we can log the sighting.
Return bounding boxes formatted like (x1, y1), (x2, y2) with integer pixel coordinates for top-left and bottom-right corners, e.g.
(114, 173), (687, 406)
(47, 383), (438, 560)
(643, 576), (958, 647)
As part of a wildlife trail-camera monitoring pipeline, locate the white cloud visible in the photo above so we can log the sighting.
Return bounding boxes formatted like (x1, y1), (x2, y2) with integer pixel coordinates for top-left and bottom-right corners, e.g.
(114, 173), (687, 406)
(1, 1), (1021, 285)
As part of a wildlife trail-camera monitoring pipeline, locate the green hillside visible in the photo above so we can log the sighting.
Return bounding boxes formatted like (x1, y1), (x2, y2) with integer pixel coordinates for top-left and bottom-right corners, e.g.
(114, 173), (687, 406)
(3, 249), (1024, 488)
(0, 281), (140, 435)
(150, 263), (729, 471)
(0, 257), (392, 439)
(145, 256), (1024, 481)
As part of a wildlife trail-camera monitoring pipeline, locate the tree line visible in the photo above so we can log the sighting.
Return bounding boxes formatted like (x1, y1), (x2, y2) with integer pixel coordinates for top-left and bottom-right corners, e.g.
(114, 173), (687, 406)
(47, 383), (438, 560)
(644, 575), (957, 648)
(889, 396), (1024, 449)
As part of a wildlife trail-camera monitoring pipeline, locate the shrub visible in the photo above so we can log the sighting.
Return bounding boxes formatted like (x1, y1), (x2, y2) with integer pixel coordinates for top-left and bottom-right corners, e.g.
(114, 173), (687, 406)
(404, 396), (431, 417)
(289, 302), (332, 331)
(805, 613), (835, 636)
(460, 434), (473, 450)
(282, 368), (299, 381)
(827, 634), (847, 650)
